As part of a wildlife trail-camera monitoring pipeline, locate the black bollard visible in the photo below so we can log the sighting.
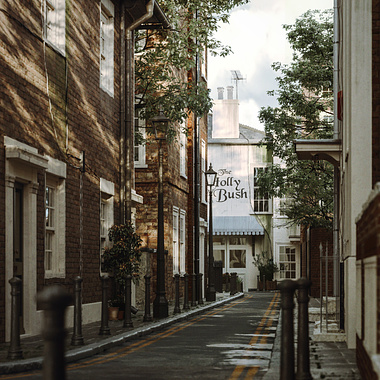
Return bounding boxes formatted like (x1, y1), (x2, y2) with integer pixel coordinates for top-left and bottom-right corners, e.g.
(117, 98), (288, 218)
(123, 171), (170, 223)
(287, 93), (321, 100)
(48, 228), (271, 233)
(230, 272), (237, 295)
(143, 274), (153, 322)
(173, 274), (181, 314)
(198, 273), (204, 305)
(38, 285), (72, 380)
(71, 276), (84, 346)
(257, 275), (260, 291)
(7, 277), (23, 360)
(124, 275), (133, 328)
(183, 273), (190, 311)
(279, 279), (297, 380)
(99, 275), (111, 335)
(191, 273), (197, 307)
(263, 274), (266, 291)
(296, 278), (312, 380)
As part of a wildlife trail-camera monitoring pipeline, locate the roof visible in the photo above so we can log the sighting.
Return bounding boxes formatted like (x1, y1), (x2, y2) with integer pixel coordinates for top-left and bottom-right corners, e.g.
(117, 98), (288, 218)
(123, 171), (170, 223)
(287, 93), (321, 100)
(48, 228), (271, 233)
(239, 124), (265, 140)
(213, 216), (264, 236)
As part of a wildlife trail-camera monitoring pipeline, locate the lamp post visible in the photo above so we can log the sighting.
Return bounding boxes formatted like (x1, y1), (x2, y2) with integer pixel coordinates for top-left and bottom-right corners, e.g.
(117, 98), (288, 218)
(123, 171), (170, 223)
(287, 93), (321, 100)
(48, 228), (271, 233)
(152, 110), (169, 319)
(205, 164), (217, 302)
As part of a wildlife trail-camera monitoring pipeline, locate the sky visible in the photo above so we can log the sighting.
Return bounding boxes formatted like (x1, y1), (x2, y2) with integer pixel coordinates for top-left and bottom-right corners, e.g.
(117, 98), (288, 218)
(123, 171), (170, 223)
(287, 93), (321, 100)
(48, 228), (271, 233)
(208, 0), (333, 131)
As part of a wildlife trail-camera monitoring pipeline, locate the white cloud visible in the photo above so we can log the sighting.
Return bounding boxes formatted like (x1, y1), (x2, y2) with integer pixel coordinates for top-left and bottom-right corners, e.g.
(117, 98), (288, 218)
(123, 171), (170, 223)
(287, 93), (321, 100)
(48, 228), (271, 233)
(208, 0), (333, 130)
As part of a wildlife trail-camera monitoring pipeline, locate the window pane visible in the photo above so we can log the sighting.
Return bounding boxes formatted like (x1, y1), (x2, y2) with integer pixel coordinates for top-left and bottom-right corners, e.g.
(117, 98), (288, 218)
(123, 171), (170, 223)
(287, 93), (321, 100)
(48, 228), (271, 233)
(214, 249), (225, 268)
(230, 249), (246, 268)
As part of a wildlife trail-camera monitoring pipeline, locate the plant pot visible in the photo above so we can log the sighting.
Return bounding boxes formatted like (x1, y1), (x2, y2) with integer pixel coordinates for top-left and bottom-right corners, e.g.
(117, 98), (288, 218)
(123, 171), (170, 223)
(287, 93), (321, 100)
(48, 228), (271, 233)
(108, 307), (119, 321)
(118, 310), (124, 320)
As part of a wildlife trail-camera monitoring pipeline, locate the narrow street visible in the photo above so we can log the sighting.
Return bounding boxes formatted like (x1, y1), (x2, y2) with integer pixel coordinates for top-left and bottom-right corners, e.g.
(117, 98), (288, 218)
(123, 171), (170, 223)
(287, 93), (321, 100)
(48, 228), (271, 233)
(8, 293), (280, 380)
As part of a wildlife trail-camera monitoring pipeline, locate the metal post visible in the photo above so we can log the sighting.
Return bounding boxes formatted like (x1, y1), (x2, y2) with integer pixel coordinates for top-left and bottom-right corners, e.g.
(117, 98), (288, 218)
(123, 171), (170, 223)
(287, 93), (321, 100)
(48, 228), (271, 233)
(124, 275), (133, 327)
(153, 138), (169, 318)
(230, 272), (237, 295)
(99, 275), (110, 335)
(296, 278), (312, 380)
(174, 274), (181, 314)
(263, 274), (266, 291)
(191, 273), (197, 307)
(183, 274), (190, 311)
(257, 275), (260, 291)
(325, 241), (329, 333)
(319, 242), (323, 333)
(279, 279), (297, 380)
(198, 273), (204, 304)
(143, 274), (153, 322)
(38, 286), (72, 380)
(71, 276), (84, 346)
(7, 277), (23, 360)
(206, 182), (216, 301)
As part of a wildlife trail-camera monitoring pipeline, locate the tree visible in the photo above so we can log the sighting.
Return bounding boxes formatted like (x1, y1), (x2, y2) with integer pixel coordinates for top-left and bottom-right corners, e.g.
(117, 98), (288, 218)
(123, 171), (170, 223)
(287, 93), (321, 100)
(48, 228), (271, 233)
(135, 0), (249, 138)
(257, 9), (334, 228)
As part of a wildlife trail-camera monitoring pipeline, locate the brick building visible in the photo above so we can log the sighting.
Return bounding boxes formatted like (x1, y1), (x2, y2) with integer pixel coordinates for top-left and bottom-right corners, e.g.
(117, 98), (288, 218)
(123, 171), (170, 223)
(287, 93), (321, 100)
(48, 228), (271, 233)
(0, 0), (170, 343)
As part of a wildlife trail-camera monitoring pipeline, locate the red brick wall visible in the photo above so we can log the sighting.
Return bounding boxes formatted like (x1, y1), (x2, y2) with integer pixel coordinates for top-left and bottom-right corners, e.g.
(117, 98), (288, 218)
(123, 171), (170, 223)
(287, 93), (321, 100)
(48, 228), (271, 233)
(357, 335), (378, 380)
(308, 228), (334, 298)
(0, 0), (123, 341)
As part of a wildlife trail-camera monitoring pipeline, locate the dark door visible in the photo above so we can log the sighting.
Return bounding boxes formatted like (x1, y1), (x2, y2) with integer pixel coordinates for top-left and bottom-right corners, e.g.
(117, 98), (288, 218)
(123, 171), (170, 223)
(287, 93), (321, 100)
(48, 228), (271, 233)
(13, 182), (25, 334)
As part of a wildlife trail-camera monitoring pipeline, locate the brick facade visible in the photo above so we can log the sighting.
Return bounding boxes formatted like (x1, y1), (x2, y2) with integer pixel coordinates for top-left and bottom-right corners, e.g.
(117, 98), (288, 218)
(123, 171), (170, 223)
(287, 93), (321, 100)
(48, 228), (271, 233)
(0, 0), (123, 342)
(300, 226), (334, 298)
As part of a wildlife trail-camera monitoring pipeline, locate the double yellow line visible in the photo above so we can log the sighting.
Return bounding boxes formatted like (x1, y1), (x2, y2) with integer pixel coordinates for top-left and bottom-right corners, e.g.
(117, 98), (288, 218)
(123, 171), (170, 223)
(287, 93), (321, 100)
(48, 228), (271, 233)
(229, 292), (280, 380)
(67, 297), (249, 371)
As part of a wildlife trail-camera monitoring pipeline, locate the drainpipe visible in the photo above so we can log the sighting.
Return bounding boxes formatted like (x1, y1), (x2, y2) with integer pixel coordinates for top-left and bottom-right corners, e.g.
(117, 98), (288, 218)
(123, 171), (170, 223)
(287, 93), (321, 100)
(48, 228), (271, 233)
(120, 0), (155, 224)
(333, 0), (341, 326)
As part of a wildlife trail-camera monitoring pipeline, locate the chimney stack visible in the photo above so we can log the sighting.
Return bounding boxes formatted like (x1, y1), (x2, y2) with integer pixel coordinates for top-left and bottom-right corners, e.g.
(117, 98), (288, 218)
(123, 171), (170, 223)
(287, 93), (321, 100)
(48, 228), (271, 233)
(217, 87), (224, 100)
(227, 86), (234, 100)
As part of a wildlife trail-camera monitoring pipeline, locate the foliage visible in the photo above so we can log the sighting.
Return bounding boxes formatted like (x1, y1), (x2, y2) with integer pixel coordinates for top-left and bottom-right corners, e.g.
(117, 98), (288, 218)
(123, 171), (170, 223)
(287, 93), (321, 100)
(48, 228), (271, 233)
(253, 252), (279, 282)
(135, 0), (249, 139)
(257, 9), (334, 228)
(103, 223), (143, 292)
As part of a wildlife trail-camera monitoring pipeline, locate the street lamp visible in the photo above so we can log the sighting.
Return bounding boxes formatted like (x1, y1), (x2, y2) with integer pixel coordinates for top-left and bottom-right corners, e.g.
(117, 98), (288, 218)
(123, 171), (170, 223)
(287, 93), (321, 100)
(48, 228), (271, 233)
(205, 163), (217, 302)
(151, 109), (170, 319)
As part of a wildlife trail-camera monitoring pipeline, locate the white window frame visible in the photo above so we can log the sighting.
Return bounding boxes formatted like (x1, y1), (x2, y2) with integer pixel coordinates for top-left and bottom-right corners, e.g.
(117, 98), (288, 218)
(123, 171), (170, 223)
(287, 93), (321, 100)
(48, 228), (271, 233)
(45, 156), (66, 279)
(179, 209), (186, 273)
(253, 167), (271, 214)
(201, 139), (206, 203)
(180, 126), (187, 178)
(100, 0), (114, 97)
(279, 245), (297, 279)
(100, 178), (114, 273)
(134, 110), (147, 167)
(173, 207), (180, 274)
(44, 0), (66, 55)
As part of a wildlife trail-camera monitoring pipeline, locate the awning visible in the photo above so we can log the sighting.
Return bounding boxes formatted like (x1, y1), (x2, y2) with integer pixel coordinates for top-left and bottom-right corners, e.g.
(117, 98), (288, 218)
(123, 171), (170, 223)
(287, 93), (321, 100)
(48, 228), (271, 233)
(213, 216), (264, 236)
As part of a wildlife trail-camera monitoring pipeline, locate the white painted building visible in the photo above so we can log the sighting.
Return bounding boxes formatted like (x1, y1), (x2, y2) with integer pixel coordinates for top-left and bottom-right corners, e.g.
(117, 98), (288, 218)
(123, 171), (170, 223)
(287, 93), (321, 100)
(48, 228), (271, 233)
(208, 87), (300, 291)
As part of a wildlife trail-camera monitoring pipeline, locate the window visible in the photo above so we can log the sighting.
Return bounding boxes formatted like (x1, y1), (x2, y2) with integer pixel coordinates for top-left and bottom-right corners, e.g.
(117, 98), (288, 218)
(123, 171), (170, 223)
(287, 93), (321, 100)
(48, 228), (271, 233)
(44, 156), (66, 279)
(173, 207), (186, 274)
(134, 111), (147, 167)
(44, 0), (66, 54)
(253, 167), (270, 213)
(279, 246), (296, 279)
(100, 178), (114, 272)
(180, 210), (186, 273)
(180, 126), (187, 178)
(45, 185), (55, 272)
(100, 0), (114, 96)
(201, 140), (206, 203)
(173, 207), (179, 274)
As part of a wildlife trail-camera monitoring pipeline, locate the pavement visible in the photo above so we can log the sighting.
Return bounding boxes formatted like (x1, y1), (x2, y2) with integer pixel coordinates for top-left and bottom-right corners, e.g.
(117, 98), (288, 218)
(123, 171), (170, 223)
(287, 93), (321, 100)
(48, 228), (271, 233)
(0, 292), (362, 379)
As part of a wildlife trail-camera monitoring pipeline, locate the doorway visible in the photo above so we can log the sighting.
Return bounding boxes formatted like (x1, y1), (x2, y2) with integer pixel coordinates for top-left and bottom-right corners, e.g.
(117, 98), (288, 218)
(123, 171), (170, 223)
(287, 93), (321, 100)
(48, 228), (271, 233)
(13, 182), (25, 334)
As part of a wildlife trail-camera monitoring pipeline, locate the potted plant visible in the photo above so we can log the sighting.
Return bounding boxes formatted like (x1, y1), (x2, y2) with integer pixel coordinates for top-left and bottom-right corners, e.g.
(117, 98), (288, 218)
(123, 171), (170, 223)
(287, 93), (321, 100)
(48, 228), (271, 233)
(102, 222), (142, 320)
(253, 252), (279, 290)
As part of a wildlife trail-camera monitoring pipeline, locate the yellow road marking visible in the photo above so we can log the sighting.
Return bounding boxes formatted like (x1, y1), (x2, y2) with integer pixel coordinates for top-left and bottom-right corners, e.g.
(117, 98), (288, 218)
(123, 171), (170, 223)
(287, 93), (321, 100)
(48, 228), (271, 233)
(229, 292), (280, 380)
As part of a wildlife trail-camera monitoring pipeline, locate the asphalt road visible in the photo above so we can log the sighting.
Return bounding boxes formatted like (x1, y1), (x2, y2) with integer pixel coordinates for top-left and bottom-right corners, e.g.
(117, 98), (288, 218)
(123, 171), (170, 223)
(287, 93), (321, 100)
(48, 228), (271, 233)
(12, 292), (280, 380)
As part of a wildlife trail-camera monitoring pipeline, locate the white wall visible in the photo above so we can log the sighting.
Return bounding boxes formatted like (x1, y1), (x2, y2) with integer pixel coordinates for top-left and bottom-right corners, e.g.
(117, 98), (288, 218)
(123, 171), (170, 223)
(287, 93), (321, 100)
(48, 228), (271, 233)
(340, 0), (372, 349)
